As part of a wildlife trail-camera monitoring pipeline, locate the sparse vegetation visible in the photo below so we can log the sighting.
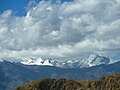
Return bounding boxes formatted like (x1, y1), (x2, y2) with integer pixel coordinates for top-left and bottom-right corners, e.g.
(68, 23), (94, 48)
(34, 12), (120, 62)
(16, 73), (120, 90)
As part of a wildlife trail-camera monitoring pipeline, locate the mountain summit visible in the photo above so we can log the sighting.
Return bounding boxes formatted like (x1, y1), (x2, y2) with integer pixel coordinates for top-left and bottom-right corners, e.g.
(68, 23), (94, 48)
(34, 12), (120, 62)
(21, 53), (113, 68)
(85, 53), (110, 67)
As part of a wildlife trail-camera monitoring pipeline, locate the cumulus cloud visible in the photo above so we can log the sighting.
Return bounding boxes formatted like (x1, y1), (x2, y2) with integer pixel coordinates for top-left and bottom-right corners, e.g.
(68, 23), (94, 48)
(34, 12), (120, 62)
(0, 0), (120, 59)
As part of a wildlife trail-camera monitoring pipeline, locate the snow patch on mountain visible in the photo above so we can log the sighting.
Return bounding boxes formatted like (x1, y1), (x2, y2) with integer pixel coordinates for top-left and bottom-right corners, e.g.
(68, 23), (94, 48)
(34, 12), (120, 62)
(21, 58), (53, 66)
(20, 53), (117, 68)
(42, 59), (53, 66)
(21, 57), (44, 65)
(86, 53), (110, 67)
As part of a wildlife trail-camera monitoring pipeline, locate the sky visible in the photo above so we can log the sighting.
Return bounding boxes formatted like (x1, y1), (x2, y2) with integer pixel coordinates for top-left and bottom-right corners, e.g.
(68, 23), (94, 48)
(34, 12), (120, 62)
(0, 0), (30, 16)
(0, 0), (120, 60)
(0, 0), (73, 16)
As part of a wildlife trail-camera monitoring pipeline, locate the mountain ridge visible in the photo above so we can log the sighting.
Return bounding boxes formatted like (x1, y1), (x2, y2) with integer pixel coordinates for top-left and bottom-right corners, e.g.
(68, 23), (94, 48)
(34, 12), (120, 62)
(0, 60), (120, 90)
(20, 53), (116, 68)
(16, 73), (120, 90)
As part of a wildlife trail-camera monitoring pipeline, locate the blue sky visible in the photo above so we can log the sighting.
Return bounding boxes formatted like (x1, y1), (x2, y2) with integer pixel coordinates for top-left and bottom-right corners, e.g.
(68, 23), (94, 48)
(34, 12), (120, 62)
(0, 0), (73, 16)
(0, 0), (30, 16)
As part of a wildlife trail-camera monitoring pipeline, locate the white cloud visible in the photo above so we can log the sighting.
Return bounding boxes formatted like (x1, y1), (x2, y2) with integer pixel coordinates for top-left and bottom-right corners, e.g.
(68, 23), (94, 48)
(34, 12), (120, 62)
(0, 0), (120, 59)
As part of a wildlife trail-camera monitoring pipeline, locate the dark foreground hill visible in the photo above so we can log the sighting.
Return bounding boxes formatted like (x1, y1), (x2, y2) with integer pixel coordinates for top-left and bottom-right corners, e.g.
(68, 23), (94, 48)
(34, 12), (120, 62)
(0, 61), (120, 90)
(16, 74), (120, 90)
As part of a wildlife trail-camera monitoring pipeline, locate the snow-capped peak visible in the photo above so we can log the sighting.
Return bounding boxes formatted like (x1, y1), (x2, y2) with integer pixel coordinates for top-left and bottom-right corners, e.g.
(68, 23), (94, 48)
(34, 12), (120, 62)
(21, 57), (44, 65)
(86, 53), (110, 67)
(87, 53), (98, 62)
(42, 59), (53, 66)
(20, 54), (116, 68)
(21, 58), (53, 66)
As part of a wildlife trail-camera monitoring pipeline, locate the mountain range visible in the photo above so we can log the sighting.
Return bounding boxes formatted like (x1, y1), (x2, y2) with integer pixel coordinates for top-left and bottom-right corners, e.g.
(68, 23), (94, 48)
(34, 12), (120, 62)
(0, 58), (120, 90)
(21, 53), (115, 68)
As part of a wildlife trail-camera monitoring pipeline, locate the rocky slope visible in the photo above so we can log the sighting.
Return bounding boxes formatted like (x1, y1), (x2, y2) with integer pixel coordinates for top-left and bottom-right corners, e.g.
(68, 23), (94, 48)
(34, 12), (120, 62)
(16, 74), (120, 90)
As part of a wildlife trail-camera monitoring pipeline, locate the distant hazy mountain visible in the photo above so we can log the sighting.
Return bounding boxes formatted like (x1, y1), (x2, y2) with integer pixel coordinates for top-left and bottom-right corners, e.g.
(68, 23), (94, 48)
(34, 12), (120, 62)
(21, 53), (115, 68)
(16, 74), (120, 90)
(0, 59), (120, 90)
(0, 58), (4, 62)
